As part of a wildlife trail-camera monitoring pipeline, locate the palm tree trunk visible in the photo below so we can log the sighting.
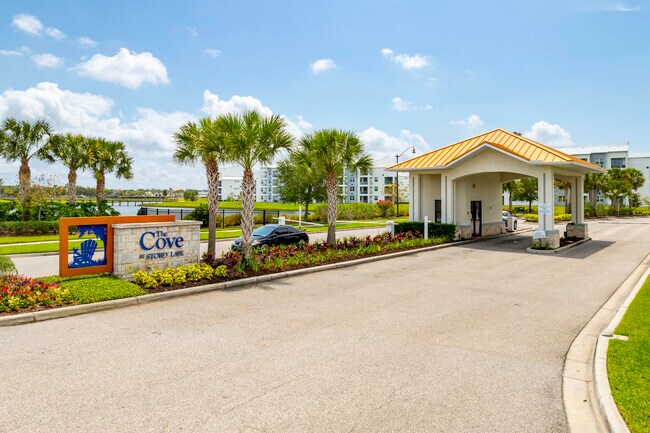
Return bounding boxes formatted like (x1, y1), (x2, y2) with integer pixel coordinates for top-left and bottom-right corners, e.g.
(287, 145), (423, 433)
(591, 189), (598, 217)
(205, 158), (220, 257)
(19, 158), (31, 220)
(326, 171), (337, 244)
(241, 166), (255, 261)
(508, 193), (513, 213)
(68, 167), (77, 205)
(96, 171), (106, 206)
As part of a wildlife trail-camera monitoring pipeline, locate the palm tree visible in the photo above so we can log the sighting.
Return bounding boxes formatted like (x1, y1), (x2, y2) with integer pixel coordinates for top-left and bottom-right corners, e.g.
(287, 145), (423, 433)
(604, 168), (629, 217)
(173, 118), (227, 258)
(624, 167), (645, 207)
(502, 181), (518, 213)
(295, 129), (372, 244)
(41, 133), (91, 205)
(87, 138), (133, 206)
(216, 110), (294, 260)
(0, 118), (53, 219)
(584, 173), (607, 217)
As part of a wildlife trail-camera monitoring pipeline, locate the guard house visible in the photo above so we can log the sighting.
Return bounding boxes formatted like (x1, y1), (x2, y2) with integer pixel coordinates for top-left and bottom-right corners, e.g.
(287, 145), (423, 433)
(388, 129), (605, 248)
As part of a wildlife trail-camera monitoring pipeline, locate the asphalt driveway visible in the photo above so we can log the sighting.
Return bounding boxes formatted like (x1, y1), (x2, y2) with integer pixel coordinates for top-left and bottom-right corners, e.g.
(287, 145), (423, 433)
(1, 220), (649, 432)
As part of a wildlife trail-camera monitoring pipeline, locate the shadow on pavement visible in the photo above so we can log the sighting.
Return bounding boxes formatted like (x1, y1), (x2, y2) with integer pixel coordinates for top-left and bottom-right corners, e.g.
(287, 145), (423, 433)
(455, 232), (614, 259)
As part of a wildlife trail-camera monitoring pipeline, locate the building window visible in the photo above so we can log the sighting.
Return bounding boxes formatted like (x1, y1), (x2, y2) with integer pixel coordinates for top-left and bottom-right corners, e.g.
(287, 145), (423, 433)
(591, 154), (605, 167)
(374, 196), (378, 201)
(349, 195), (354, 201)
(611, 158), (626, 168)
(349, 186), (354, 192)
(374, 186), (378, 192)
(374, 177), (378, 182)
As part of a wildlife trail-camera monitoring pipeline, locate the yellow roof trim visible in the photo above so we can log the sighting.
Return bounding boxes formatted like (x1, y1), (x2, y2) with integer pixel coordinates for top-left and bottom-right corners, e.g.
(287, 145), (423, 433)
(388, 128), (605, 172)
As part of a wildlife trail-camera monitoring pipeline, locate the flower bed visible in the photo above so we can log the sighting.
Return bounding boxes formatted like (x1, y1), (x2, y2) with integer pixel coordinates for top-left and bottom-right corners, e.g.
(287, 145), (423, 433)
(0, 275), (72, 314)
(132, 231), (447, 292)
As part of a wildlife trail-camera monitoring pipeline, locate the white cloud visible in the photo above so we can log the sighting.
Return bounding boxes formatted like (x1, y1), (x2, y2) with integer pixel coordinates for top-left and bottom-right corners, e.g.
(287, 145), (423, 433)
(359, 127), (429, 158)
(0, 83), (312, 188)
(31, 54), (63, 68)
(391, 97), (432, 112)
(203, 48), (222, 58)
(310, 58), (336, 74)
(295, 115), (312, 130)
(78, 37), (98, 48)
(381, 47), (430, 70)
(188, 26), (198, 38)
(0, 49), (23, 56)
(0, 82), (194, 188)
(450, 114), (484, 128)
(12, 14), (43, 35)
(11, 14), (65, 39)
(201, 90), (308, 139)
(74, 48), (169, 89)
(44, 27), (65, 40)
(524, 121), (574, 147)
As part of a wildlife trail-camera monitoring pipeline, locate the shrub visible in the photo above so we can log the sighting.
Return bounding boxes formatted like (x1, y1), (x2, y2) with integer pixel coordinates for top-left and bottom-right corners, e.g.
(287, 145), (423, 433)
(0, 221), (60, 236)
(132, 263), (227, 289)
(0, 275), (72, 312)
(0, 256), (17, 275)
(43, 274), (145, 304)
(312, 203), (379, 222)
(376, 200), (395, 218)
(523, 213), (572, 222)
(395, 222), (456, 241)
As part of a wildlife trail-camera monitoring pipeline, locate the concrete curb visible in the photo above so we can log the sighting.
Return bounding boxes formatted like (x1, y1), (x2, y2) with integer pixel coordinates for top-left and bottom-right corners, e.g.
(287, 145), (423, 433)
(562, 251), (650, 433)
(592, 262), (650, 433)
(526, 238), (591, 255)
(0, 229), (531, 327)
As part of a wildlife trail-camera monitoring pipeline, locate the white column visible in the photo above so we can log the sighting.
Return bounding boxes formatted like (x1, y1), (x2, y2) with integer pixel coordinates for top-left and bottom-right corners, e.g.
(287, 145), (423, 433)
(411, 174), (421, 221)
(575, 175), (585, 224)
(537, 169), (555, 232)
(570, 177), (579, 223)
(424, 215), (429, 239)
(441, 175), (453, 223)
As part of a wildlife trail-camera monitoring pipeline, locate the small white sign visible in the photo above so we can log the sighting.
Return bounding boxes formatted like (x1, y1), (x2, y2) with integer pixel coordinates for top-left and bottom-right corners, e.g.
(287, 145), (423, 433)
(538, 203), (552, 215)
(532, 229), (546, 240)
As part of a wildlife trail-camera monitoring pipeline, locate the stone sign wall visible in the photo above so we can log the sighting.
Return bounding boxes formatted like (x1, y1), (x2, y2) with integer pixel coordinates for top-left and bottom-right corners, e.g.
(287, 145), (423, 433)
(113, 221), (202, 279)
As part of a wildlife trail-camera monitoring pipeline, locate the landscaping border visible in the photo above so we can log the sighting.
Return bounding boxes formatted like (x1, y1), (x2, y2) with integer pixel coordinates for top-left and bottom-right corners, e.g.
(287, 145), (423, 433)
(526, 238), (591, 255)
(0, 229), (531, 326)
(562, 250), (650, 433)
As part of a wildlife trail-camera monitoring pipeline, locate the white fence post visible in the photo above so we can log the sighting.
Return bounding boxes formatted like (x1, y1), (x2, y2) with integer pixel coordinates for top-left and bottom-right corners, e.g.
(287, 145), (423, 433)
(386, 220), (395, 236)
(298, 205), (302, 228)
(278, 216), (286, 225)
(424, 215), (429, 239)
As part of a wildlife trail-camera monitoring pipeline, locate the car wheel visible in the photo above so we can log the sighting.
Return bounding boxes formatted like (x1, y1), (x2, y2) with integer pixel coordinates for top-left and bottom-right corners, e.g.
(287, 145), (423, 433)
(514, 220), (517, 230)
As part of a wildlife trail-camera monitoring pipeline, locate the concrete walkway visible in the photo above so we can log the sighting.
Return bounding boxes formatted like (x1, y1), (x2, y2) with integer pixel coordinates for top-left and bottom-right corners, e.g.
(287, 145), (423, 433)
(1, 220), (649, 432)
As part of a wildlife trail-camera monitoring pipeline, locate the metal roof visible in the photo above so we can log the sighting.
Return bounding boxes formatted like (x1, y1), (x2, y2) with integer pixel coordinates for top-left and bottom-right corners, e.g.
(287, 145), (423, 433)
(389, 128), (604, 171)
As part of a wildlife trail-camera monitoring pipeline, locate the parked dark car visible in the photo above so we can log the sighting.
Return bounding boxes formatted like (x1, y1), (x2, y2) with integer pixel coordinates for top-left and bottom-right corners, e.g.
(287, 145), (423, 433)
(231, 224), (309, 250)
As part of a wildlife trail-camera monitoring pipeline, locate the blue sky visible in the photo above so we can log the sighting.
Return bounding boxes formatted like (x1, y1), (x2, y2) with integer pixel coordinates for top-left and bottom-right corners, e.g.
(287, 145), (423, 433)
(0, 0), (649, 189)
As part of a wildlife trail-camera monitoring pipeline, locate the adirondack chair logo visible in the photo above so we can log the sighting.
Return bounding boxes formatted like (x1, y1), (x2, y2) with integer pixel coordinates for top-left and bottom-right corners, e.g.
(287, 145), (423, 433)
(69, 224), (108, 269)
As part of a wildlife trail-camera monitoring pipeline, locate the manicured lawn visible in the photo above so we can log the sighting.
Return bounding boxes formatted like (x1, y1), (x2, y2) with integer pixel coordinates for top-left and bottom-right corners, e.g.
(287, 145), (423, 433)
(0, 239), (105, 255)
(608, 275), (650, 432)
(0, 234), (61, 244)
(42, 274), (146, 304)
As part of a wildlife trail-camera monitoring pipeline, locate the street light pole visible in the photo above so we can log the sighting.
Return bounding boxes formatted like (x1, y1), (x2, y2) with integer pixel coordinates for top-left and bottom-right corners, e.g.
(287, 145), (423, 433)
(395, 146), (416, 218)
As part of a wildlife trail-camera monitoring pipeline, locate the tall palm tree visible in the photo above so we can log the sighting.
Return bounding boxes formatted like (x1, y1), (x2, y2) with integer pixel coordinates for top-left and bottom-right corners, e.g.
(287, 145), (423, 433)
(87, 138), (133, 206)
(0, 118), (53, 219)
(624, 167), (645, 207)
(295, 129), (372, 244)
(604, 168), (629, 217)
(173, 118), (227, 258)
(41, 133), (91, 205)
(216, 110), (294, 260)
(584, 173), (606, 217)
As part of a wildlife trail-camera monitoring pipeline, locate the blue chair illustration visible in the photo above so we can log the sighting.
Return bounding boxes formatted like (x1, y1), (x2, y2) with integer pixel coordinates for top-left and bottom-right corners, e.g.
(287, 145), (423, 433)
(71, 239), (98, 267)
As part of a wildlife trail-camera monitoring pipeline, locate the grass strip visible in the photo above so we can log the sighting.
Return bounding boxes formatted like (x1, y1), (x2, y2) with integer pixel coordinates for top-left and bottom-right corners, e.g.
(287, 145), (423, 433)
(0, 239), (105, 255)
(608, 275), (650, 432)
(42, 274), (146, 304)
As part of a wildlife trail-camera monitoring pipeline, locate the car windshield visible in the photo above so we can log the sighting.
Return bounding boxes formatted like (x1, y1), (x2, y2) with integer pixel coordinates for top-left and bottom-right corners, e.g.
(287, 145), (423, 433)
(253, 226), (276, 237)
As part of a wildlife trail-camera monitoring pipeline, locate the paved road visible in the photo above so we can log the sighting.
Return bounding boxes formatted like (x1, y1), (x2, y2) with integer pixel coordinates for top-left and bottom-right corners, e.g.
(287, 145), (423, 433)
(11, 227), (387, 278)
(2, 220), (649, 432)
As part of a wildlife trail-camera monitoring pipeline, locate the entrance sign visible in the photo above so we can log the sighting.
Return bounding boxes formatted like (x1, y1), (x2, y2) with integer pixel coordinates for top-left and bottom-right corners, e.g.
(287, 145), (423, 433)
(112, 221), (201, 278)
(58, 215), (175, 277)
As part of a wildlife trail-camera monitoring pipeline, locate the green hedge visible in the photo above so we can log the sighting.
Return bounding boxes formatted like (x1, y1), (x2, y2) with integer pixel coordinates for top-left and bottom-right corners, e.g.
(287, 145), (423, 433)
(0, 221), (60, 236)
(523, 213), (572, 222)
(395, 221), (456, 241)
